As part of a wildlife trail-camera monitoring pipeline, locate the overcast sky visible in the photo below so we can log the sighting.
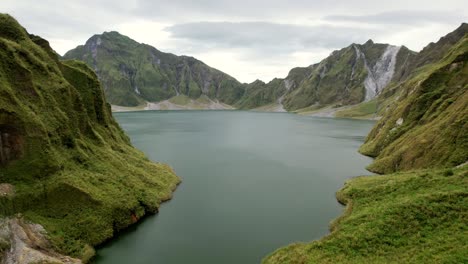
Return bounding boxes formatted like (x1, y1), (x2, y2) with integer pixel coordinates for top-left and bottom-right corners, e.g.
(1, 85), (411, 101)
(2, 1), (466, 83)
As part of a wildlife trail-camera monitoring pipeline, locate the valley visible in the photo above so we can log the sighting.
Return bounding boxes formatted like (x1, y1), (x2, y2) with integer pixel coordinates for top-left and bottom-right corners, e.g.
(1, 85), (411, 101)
(0, 12), (466, 264)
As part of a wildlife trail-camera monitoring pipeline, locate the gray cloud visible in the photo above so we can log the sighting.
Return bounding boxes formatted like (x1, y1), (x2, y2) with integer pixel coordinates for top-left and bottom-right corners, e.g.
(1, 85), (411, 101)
(324, 10), (466, 25)
(132, 0), (468, 22)
(165, 22), (381, 55)
(1, 0), (467, 82)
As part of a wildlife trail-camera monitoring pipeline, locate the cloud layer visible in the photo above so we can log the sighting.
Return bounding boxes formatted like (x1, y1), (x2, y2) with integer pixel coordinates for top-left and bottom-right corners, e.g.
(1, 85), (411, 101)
(1, 0), (466, 82)
(165, 22), (380, 53)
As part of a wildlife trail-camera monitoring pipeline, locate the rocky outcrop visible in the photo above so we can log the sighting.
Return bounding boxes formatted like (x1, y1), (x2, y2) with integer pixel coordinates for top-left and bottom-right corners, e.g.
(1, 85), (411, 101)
(1, 218), (81, 264)
(360, 45), (401, 100)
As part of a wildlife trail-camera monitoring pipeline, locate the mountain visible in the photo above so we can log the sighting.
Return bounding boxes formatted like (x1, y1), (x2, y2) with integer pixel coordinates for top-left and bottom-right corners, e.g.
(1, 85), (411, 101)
(234, 66), (311, 110)
(360, 30), (468, 173)
(331, 23), (468, 119)
(63, 31), (245, 107)
(235, 40), (416, 111)
(0, 14), (179, 263)
(63, 26), (466, 113)
(64, 32), (418, 112)
(263, 25), (468, 263)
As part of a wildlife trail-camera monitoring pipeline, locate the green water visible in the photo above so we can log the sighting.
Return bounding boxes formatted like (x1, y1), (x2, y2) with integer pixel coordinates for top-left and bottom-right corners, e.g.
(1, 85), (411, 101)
(95, 111), (374, 264)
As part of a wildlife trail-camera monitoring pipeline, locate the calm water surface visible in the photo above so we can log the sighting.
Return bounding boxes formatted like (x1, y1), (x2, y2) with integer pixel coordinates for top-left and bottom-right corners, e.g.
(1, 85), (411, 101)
(94, 111), (374, 264)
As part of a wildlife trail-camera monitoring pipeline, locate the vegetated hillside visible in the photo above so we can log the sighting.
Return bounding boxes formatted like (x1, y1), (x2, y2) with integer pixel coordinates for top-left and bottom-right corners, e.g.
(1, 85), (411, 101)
(0, 14), (179, 262)
(263, 26), (468, 264)
(360, 35), (468, 174)
(63, 31), (245, 107)
(335, 23), (468, 119)
(235, 66), (311, 110)
(283, 41), (415, 111)
(235, 40), (415, 111)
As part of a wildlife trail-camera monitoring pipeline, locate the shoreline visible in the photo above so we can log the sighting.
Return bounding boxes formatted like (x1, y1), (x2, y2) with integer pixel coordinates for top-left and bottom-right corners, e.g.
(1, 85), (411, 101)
(111, 104), (380, 120)
(262, 166), (468, 263)
(91, 178), (182, 263)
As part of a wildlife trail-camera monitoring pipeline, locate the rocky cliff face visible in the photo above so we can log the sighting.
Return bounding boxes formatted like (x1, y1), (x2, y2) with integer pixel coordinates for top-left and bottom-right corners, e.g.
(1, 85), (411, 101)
(1, 218), (82, 264)
(0, 14), (180, 262)
(236, 41), (414, 111)
(360, 45), (401, 101)
(63, 32), (245, 106)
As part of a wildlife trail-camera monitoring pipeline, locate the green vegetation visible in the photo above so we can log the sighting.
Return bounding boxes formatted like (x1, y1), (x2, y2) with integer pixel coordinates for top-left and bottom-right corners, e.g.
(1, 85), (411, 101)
(0, 14), (179, 261)
(264, 25), (468, 263)
(263, 167), (468, 264)
(361, 35), (468, 173)
(235, 40), (411, 112)
(335, 100), (378, 119)
(281, 42), (409, 111)
(235, 79), (285, 109)
(168, 94), (191, 105)
(63, 32), (245, 107)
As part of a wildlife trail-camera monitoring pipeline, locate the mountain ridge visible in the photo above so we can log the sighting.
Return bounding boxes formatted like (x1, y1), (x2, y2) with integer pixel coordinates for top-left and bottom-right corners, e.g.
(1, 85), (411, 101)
(64, 23), (466, 114)
(63, 31), (246, 107)
(263, 25), (468, 264)
(64, 32), (419, 112)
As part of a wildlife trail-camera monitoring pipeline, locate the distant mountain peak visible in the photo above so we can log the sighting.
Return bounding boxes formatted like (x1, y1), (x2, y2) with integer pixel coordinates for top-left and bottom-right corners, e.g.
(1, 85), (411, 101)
(64, 32), (245, 107)
(102, 30), (121, 35)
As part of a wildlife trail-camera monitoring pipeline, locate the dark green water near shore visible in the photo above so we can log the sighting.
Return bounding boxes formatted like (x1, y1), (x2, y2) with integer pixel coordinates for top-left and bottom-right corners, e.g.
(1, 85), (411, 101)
(94, 111), (374, 264)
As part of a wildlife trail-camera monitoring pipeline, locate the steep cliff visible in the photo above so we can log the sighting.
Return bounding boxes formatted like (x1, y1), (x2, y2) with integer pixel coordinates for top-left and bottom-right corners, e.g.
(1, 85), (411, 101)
(63, 31), (245, 107)
(0, 14), (180, 262)
(336, 23), (468, 119)
(236, 41), (415, 111)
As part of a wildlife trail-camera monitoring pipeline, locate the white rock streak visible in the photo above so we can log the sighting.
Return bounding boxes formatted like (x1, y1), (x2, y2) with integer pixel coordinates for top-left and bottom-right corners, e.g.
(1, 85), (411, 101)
(355, 45), (401, 101)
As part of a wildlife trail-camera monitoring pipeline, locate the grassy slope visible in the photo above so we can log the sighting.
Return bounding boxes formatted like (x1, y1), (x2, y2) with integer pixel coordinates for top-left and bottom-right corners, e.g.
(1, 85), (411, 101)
(360, 36), (468, 174)
(337, 24), (468, 120)
(334, 100), (378, 119)
(283, 42), (404, 111)
(237, 41), (402, 111)
(263, 33), (467, 263)
(235, 66), (312, 110)
(263, 167), (468, 264)
(0, 14), (179, 261)
(235, 79), (285, 109)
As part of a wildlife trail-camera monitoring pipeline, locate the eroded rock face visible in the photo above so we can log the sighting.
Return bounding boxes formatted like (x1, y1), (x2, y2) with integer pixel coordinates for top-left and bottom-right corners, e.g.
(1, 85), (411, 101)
(0, 218), (81, 264)
(0, 126), (23, 166)
(355, 45), (401, 101)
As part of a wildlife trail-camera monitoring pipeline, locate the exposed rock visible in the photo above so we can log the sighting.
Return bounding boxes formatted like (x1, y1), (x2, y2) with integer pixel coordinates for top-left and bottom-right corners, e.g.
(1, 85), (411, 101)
(396, 118), (403, 126)
(0, 184), (14, 198)
(0, 218), (81, 264)
(361, 45), (401, 101)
